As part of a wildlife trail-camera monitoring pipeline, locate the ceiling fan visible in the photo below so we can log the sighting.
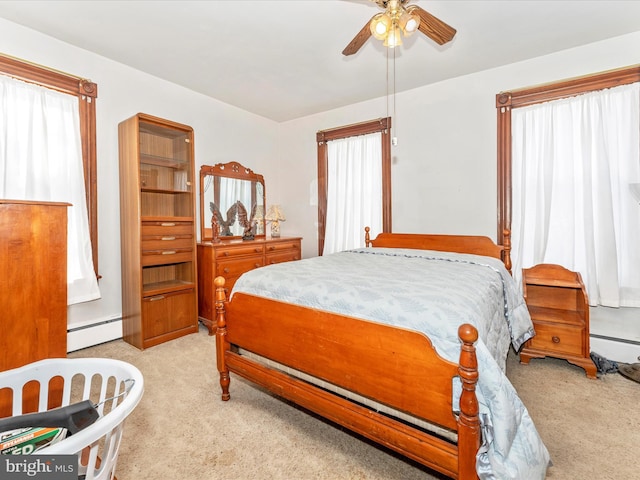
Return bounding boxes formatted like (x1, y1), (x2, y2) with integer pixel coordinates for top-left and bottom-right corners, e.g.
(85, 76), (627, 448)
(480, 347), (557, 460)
(342, 0), (456, 56)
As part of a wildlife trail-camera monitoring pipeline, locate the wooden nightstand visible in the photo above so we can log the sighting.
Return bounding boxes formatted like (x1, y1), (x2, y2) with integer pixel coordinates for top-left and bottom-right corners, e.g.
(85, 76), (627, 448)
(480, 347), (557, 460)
(520, 264), (597, 379)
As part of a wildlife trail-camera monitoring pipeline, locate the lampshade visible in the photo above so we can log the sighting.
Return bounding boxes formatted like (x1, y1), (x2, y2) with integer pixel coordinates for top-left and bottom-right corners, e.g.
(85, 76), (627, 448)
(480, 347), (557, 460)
(384, 26), (403, 48)
(265, 205), (286, 222)
(400, 8), (421, 35)
(370, 13), (391, 40)
(253, 205), (265, 221)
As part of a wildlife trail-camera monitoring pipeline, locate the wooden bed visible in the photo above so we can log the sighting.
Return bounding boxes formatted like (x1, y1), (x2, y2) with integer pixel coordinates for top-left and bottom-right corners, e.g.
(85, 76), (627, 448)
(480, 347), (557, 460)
(214, 229), (513, 480)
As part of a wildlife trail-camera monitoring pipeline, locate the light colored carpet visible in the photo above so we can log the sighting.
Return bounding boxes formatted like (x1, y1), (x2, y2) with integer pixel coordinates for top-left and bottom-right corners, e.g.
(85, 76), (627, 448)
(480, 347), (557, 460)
(70, 325), (639, 479)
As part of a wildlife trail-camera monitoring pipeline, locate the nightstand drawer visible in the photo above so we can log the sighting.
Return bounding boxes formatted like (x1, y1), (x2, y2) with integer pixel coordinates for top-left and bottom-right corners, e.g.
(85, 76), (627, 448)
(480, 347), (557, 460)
(528, 322), (584, 357)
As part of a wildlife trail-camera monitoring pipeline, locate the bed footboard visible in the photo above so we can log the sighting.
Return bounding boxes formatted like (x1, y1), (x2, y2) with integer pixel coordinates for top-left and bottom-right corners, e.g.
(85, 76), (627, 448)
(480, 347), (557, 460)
(214, 276), (481, 479)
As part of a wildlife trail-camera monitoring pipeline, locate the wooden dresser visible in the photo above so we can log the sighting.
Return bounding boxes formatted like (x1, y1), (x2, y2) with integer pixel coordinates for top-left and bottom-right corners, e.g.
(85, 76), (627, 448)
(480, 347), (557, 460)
(197, 237), (302, 334)
(0, 200), (69, 414)
(520, 263), (597, 379)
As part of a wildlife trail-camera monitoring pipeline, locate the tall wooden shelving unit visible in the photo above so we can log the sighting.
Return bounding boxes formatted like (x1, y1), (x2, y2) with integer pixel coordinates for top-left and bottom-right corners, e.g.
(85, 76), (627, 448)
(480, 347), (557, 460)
(118, 113), (198, 349)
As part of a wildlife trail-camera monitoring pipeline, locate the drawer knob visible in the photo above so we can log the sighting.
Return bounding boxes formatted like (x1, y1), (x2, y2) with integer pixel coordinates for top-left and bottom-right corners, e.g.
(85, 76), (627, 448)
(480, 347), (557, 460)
(269, 246), (275, 251)
(552, 336), (560, 344)
(162, 250), (177, 255)
(255, 248), (261, 253)
(223, 268), (230, 274)
(149, 295), (165, 301)
(161, 236), (176, 241)
(223, 252), (230, 256)
(160, 222), (176, 227)
(254, 263), (261, 268)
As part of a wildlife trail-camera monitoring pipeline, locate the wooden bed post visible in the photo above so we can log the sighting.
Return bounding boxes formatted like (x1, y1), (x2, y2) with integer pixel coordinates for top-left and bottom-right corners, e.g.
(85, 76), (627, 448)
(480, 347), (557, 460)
(457, 324), (480, 480)
(214, 276), (231, 401)
(364, 226), (371, 247)
(502, 229), (512, 274)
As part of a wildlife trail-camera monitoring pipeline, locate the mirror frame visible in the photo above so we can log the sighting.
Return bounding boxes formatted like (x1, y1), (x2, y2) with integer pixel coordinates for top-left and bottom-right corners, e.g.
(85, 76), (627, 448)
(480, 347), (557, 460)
(199, 161), (266, 242)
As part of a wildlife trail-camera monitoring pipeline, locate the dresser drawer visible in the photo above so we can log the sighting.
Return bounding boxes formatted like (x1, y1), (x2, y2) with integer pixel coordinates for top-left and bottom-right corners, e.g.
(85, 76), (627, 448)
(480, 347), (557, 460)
(142, 221), (193, 236)
(266, 250), (301, 265)
(142, 248), (193, 266)
(215, 244), (264, 259)
(142, 234), (193, 252)
(265, 240), (300, 253)
(216, 256), (264, 277)
(527, 322), (584, 357)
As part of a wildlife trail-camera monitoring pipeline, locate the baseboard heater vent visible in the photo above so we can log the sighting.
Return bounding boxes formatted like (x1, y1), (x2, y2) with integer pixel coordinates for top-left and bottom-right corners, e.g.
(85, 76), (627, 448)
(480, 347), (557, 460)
(590, 333), (640, 346)
(590, 334), (640, 363)
(67, 318), (123, 353)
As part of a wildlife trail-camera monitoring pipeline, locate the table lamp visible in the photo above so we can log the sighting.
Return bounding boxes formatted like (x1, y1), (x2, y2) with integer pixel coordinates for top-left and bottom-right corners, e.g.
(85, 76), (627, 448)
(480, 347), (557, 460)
(265, 204), (286, 238)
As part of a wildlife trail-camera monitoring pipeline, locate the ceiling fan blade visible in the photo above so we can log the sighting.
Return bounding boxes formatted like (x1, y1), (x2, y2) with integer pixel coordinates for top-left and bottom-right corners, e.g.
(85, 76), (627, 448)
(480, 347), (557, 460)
(410, 6), (456, 45)
(342, 17), (374, 56)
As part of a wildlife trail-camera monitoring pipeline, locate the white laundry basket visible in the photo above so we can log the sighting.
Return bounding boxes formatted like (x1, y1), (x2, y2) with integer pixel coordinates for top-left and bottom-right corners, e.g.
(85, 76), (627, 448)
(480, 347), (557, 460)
(0, 358), (144, 480)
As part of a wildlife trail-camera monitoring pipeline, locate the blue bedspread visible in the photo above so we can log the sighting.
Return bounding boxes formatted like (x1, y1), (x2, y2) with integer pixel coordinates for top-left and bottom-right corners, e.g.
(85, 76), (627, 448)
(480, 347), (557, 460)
(231, 248), (551, 479)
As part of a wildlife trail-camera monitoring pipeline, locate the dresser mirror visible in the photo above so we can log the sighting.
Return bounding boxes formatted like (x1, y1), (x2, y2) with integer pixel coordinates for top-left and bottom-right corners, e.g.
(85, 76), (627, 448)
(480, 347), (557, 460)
(199, 162), (266, 242)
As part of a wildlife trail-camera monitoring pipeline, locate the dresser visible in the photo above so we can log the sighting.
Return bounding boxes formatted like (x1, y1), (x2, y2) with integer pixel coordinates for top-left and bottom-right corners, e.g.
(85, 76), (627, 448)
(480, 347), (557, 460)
(0, 200), (69, 414)
(197, 237), (302, 334)
(520, 263), (597, 379)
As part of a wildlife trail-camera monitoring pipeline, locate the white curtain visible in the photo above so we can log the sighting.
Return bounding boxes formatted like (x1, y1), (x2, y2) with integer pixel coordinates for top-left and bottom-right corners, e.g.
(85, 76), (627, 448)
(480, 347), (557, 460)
(323, 132), (382, 255)
(512, 82), (640, 307)
(0, 75), (101, 304)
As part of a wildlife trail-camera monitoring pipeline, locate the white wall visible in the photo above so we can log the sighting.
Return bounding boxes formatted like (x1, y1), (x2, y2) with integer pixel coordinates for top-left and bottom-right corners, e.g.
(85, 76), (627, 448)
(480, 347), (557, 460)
(278, 31), (640, 260)
(0, 18), (281, 348)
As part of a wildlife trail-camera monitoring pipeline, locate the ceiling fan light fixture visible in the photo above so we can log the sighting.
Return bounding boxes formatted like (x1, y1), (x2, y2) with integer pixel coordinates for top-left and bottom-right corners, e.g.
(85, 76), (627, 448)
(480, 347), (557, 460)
(370, 12), (391, 40)
(399, 10), (420, 36)
(383, 25), (403, 48)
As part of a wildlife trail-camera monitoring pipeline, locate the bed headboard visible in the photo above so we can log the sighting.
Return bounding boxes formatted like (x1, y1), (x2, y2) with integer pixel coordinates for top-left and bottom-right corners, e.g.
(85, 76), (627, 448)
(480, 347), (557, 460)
(365, 227), (512, 273)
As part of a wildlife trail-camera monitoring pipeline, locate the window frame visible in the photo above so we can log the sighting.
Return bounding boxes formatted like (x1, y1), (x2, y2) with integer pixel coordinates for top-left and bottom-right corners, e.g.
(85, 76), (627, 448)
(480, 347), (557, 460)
(316, 117), (392, 256)
(0, 54), (99, 275)
(495, 64), (640, 245)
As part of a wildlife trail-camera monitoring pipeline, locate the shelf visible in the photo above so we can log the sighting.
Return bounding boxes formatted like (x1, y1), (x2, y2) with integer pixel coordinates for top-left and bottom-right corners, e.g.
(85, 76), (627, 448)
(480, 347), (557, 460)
(140, 153), (187, 169)
(141, 187), (191, 194)
(143, 279), (195, 297)
(140, 216), (193, 223)
(527, 305), (584, 327)
(522, 277), (582, 289)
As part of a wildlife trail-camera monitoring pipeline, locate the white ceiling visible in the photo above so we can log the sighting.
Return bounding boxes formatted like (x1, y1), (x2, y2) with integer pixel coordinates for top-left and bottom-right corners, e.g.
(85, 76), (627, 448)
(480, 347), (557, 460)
(1, 0), (640, 122)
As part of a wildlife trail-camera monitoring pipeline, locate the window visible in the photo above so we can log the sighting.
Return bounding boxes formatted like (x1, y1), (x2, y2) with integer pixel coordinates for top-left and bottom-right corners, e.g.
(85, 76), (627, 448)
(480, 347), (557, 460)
(496, 66), (640, 306)
(0, 55), (100, 303)
(316, 118), (392, 255)
(0, 54), (99, 275)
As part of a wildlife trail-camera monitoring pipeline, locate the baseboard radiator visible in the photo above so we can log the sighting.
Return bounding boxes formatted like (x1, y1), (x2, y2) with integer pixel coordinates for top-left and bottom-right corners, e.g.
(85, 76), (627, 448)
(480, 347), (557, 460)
(590, 334), (640, 364)
(67, 318), (123, 353)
